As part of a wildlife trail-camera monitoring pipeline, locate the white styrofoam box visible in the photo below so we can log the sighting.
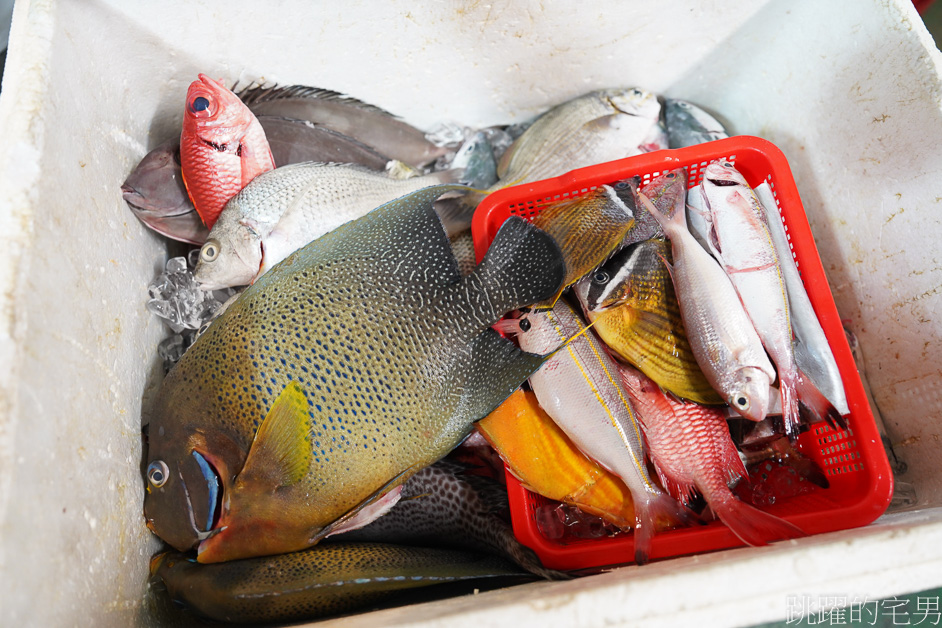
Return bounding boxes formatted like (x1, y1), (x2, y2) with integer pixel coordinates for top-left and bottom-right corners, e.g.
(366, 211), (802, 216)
(0, 0), (940, 626)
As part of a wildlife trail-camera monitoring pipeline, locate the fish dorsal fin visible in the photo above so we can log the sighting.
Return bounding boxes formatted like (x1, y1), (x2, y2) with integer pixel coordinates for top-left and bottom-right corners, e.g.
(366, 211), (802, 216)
(238, 381), (312, 488)
(310, 466), (418, 543)
(236, 83), (398, 117)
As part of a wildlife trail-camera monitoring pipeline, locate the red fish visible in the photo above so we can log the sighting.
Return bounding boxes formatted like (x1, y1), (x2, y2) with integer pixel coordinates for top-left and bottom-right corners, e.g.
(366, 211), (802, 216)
(619, 364), (805, 547)
(180, 74), (275, 229)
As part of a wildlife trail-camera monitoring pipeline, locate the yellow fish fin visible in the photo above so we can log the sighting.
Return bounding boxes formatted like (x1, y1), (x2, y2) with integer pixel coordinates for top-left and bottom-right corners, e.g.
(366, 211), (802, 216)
(309, 465), (419, 543)
(239, 381), (312, 488)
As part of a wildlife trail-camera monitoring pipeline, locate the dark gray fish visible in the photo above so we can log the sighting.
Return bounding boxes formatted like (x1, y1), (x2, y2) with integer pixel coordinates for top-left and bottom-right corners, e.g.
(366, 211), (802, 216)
(664, 99), (730, 149)
(151, 542), (527, 624)
(341, 460), (565, 580)
(122, 116), (392, 245)
(143, 184), (566, 564)
(237, 84), (453, 167)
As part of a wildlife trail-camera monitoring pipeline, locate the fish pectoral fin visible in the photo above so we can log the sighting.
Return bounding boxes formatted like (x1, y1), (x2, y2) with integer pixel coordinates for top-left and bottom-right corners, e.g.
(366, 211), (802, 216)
(309, 466), (418, 543)
(238, 381), (313, 488)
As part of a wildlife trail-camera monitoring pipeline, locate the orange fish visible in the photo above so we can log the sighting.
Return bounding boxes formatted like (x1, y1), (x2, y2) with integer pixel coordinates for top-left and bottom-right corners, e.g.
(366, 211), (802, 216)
(180, 74), (275, 229)
(476, 389), (636, 530)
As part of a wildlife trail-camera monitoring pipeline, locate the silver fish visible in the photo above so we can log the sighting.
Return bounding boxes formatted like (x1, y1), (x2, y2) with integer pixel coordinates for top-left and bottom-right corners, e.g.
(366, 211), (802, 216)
(495, 88), (666, 187)
(664, 99), (730, 149)
(194, 163), (464, 290)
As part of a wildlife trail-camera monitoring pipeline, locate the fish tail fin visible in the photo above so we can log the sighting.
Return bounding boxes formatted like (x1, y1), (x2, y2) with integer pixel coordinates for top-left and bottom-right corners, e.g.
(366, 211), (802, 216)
(796, 367), (848, 431)
(639, 191), (687, 233)
(434, 193), (486, 237)
(460, 216), (564, 323)
(711, 492), (806, 547)
(779, 373), (802, 440)
(632, 491), (696, 565)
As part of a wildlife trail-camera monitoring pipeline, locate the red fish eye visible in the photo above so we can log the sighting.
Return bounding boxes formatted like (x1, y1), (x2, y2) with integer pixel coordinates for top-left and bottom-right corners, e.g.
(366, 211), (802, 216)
(188, 96), (211, 114)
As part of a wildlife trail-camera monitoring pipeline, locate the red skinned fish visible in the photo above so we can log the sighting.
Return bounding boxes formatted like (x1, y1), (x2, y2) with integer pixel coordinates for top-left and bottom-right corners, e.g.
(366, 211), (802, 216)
(619, 364), (805, 547)
(180, 74), (276, 229)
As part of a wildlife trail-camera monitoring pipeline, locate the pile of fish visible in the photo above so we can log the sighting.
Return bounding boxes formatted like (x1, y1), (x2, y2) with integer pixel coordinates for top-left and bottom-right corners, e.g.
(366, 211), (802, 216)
(128, 75), (851, 623)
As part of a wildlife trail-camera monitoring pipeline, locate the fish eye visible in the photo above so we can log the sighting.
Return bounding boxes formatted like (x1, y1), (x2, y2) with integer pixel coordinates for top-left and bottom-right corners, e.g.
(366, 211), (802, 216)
(723, 161), (733, 168)
(593, 271), (610, 284)
(614, 181), (628, 190)
(188, 96), (211, 114)
(200, 239), (220, 263)
(731, 393), (750, 411)
(666, 173), (676, 179)
(518, 318), (532, 332)
(147, 460), (170, 488)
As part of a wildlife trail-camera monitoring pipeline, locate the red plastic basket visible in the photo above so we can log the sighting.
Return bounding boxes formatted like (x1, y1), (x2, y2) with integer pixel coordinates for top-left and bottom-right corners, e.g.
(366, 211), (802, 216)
(471, 135), (894, 571)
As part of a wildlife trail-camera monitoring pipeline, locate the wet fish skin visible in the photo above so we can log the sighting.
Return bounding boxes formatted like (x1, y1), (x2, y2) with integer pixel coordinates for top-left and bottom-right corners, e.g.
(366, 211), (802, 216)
(124, 116), (393, 245)
(180, 74), (275, 229)
(619, 365), (805, 547)
(530, 177), (641, 306)
(701, 161), (801, 436)
(194, 163), (465, 290)
(237, 83), (453, 167)
(341, 459), (563, 580)
(477, 388), (637, 531)
(143, 184), (565, 563)
(638, 191), (775, 422)
(151, 543), (527, 624)
(574, 237), (724, 405)
(496, 88), (664, 188)
(664, 99), (730, 149)
(509, 300), (691, 564)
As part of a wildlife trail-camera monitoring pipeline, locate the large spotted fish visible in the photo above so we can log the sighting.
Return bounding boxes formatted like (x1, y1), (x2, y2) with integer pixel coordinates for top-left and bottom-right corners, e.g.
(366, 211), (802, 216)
(142, 184), (565, 563)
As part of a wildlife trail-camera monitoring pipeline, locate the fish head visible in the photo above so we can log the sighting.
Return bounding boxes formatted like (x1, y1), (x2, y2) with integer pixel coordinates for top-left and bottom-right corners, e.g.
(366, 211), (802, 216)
(727, 366), (772, 423)
(575, 241), (647, 313)
(703, 161), (749, 188)
(604, 87), (661, 120)
(122, 140), (188, 215)
(143, 387), (245, 554)
(182, 74), (255, 148)
(193, 215), (263, 290)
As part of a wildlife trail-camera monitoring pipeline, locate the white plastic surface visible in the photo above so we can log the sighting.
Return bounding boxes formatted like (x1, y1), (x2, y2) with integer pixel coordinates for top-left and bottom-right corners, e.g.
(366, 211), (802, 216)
(0, 1), (940, 626)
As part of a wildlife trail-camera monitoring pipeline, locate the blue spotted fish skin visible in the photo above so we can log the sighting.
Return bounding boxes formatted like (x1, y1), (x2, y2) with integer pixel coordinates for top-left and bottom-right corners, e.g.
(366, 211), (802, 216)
(144, 183), (565, 562)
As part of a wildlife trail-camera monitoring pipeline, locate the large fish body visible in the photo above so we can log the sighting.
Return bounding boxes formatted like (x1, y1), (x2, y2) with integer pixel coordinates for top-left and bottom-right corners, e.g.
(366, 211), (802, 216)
(194, 163), (464, 290)
(638, 191), (775, 422)
(143, 185), (565, 563)
(237, 84), (452, 167)
(495, 88), (665, 187)
(509, 300), (690, 564)
(151, 543), (525, 624)
(180, 74), (276, 229)
(619, 366), (805, 547)
(701, 162), (801, 436)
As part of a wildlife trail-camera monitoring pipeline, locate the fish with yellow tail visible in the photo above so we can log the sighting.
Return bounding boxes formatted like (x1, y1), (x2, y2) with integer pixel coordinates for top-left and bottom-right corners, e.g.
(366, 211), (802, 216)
(497, 300), (692, 564)
(143, 184), (565, 563)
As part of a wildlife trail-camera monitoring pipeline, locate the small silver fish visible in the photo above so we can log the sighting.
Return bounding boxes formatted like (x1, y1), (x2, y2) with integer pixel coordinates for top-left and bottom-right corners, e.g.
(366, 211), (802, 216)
(664, 99), (730, 149)
(193, 163), (464, 290)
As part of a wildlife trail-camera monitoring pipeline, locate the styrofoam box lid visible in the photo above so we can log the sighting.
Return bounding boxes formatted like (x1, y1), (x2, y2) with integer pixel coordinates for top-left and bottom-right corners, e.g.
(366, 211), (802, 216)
(1, 1), (941, 626)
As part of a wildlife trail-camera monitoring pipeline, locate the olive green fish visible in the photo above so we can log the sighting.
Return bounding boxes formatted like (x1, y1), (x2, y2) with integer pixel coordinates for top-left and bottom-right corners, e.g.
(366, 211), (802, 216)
(151, 543), (527, 624)
(143, 184), (565, 564)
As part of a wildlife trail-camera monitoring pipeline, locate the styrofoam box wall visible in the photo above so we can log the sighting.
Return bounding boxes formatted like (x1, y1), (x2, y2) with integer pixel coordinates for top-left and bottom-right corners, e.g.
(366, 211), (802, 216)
(1, 1), (940, 626)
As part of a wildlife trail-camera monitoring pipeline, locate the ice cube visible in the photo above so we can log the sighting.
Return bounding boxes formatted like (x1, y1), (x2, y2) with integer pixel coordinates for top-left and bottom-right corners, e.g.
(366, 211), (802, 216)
(425, 120), (469, 148)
